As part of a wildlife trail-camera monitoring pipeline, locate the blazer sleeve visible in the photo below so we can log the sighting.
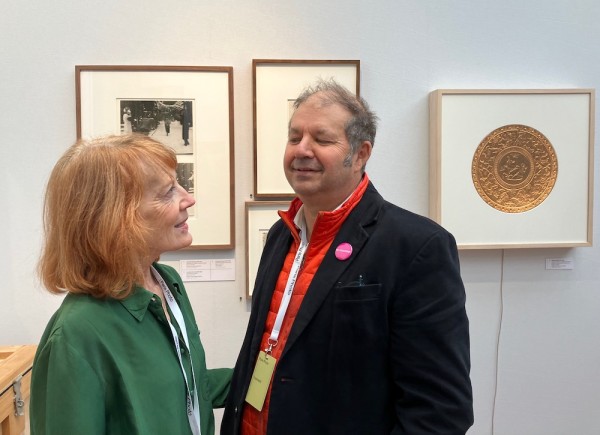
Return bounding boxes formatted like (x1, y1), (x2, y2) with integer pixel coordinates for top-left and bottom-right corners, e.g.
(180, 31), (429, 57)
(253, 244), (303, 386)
(390, 229), (474, 434)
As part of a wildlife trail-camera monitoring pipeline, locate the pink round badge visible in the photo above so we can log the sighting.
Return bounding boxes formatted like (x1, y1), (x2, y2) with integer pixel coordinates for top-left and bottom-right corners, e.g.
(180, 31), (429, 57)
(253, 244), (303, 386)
(335, 243), (353, 261)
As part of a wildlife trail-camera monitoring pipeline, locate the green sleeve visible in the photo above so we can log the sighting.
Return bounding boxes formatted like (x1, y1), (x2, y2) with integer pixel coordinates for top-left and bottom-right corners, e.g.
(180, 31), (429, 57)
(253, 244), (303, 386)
(30, 335), (105, 435)
(207, 367), (233, 408)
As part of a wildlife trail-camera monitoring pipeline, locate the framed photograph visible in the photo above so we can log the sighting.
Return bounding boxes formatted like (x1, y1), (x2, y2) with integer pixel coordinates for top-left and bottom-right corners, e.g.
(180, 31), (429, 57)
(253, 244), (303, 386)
(76, 65), (235, 249)
(429, 89), (595, 249)
(253, 59), (360, 198)
(245, 201), (290, 298)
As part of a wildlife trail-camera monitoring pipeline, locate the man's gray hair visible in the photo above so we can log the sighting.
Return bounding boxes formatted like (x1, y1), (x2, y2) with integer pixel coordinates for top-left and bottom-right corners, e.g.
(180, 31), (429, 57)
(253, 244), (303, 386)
(292, 78), (378, 155)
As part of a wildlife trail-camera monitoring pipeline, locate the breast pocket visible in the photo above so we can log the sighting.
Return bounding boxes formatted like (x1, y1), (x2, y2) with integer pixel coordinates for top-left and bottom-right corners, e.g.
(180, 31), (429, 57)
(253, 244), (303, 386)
(330, 283), (386, 372)
(334, 283), (381, 303)
(332, 283), (384, 346)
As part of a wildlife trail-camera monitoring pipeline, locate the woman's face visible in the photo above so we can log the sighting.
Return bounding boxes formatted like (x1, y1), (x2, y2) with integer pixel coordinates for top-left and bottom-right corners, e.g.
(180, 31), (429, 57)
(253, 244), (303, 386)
(139, 169), (195, 258)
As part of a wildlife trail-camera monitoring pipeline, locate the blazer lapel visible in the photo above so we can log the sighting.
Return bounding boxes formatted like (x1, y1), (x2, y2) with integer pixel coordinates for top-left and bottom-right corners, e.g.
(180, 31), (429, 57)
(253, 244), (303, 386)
(281, 185), (382, 358)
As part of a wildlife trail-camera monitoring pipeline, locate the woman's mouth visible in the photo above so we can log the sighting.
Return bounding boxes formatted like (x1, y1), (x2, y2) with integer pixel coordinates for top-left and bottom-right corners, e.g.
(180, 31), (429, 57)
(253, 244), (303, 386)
(175, 218), (188, 229)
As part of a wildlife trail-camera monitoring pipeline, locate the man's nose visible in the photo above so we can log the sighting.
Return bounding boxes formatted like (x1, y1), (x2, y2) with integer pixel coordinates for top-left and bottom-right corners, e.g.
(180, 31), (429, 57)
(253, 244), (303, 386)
(294, 136), (314, 158)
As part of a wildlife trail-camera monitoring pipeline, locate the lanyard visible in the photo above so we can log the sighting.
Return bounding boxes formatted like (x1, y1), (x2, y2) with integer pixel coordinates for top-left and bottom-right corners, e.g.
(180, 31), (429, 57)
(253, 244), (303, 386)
(151, 267), (201, 435)
(266, 219), (309, 354)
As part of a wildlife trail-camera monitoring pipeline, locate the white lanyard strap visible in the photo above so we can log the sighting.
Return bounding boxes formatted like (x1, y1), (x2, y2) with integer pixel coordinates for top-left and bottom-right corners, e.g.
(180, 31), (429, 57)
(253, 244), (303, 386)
(266, 220), (308, 354)
(151, 267), (201, 435)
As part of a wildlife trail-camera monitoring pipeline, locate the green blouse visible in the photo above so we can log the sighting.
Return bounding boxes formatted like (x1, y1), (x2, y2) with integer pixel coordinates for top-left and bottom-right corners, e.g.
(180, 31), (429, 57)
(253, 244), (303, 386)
(30, 263), (231, 435)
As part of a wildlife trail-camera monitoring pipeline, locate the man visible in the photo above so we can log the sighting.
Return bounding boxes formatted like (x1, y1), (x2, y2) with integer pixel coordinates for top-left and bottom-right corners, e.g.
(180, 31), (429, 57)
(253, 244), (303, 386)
(222, 80), (473, 434)
(181, 101), (192, 146)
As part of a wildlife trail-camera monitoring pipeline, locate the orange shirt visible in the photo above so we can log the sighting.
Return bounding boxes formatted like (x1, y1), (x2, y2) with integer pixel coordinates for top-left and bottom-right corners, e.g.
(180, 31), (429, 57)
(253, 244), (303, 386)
(241, 175), (369, 435)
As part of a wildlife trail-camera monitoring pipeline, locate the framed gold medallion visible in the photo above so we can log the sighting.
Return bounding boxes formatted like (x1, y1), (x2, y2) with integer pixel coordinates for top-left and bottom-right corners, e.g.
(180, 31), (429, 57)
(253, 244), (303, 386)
(429, 89), (594, 249)
(471, 124), (558, 213)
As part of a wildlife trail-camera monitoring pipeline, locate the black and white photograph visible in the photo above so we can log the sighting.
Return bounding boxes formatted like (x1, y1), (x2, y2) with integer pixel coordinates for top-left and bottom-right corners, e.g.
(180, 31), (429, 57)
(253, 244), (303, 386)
(119, 99), (194, 155)
(176, 162), (195, 216)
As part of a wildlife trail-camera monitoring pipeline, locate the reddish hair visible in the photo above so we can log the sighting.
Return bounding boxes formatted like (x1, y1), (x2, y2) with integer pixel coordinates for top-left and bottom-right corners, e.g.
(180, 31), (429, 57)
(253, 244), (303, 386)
(38, 134), (177, 299)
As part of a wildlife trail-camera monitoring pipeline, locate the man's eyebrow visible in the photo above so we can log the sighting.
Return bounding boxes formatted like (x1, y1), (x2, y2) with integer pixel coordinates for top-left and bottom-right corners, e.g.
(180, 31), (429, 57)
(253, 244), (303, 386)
(314, 128), (333, 135)
(288, 126), (333, 135)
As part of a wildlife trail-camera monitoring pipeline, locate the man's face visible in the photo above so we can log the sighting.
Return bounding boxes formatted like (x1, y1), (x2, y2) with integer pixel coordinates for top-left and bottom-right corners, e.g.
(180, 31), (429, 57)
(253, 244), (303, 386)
(284, 93), (370, 211)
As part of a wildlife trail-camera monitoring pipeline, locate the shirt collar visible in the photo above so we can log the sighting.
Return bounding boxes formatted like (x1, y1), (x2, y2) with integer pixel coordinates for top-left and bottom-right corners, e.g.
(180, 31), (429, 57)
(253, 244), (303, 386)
(119, 286), (155, 322)
(292, 175), (364, 230)
(119, 264), (182, 322)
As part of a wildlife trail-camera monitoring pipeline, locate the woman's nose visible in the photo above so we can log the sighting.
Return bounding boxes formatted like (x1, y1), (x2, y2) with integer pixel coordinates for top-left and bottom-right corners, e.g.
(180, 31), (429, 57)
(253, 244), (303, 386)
(182, 189), (196, 209)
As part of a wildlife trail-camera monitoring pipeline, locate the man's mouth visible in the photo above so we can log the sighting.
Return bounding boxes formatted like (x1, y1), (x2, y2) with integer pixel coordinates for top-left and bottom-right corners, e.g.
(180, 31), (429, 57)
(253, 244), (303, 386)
(293, 166), (320, 172)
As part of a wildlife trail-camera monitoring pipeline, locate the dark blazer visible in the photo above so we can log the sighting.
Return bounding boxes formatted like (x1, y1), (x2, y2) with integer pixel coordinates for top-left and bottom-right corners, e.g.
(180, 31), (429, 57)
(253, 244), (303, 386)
(222, 183), (473, 434)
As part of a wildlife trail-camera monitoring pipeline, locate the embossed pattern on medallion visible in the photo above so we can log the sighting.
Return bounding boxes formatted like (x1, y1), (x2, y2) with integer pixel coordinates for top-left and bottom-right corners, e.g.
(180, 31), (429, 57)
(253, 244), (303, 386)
(472, 124), (558, 213)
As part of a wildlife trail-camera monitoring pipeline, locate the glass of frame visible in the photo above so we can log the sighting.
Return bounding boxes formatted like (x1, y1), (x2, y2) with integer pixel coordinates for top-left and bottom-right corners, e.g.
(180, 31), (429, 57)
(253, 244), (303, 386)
(245, 200), (290, 298)
(253, 59), (360, 199)
(76, 65), (235, 249)
(429, 88), (595, 249)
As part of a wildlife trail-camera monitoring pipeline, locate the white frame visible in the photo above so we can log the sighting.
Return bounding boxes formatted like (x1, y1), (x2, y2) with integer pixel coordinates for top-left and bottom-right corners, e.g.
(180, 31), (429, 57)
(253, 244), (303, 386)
(253, 59), (360, 198)
(245, 201), (290, 298)
(76, 65), (235, 249)
(429, 89), (595, 249)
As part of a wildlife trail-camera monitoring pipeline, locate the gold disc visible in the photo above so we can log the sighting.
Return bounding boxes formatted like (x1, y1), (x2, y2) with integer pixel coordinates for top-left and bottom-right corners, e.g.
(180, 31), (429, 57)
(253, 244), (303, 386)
(471, 124), (558, 213)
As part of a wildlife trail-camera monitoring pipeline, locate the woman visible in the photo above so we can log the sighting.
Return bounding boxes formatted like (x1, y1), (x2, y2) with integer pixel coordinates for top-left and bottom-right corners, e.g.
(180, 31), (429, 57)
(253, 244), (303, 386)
(30, 134), (231, 435)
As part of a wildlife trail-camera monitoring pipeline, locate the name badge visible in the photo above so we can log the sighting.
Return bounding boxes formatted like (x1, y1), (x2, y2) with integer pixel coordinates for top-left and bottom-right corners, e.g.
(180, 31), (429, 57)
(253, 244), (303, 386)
(245, 351), (277, 411)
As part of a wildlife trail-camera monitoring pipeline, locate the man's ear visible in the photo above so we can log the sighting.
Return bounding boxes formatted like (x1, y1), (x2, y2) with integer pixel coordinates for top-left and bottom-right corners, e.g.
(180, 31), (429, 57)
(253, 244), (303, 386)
(354, 140), (372, 171)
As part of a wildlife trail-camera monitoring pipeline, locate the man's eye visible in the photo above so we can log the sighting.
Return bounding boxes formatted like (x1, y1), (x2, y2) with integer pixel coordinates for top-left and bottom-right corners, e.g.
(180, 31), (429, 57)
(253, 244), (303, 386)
(316, 138), (334, 145)
(288, 137), (301, 144)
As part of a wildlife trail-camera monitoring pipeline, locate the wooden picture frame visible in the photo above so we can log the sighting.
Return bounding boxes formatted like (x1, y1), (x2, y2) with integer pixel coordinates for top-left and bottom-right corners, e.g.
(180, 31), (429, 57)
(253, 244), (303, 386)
(76, 65), (235, 249)
(245, 200), (290, 298)
(429, 89), (595, 249)
(253, 59), (360, 198)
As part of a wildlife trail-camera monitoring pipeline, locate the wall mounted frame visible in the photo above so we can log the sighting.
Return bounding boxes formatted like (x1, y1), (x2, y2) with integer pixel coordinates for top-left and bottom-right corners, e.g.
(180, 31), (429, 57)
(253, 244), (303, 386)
(245, 201), (290, 298)
(429, 89), (594, 249)
(76, 65), (235, 249)
(253, 59), (360, 199)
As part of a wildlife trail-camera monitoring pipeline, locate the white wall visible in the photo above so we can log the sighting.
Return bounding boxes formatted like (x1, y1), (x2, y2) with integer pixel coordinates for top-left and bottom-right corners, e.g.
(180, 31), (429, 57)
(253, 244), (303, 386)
(2, 1), (599, 433)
